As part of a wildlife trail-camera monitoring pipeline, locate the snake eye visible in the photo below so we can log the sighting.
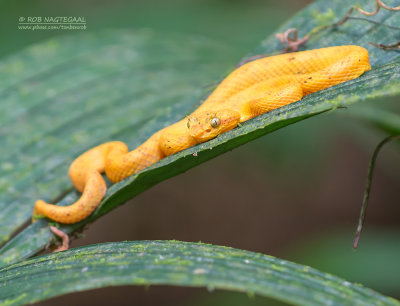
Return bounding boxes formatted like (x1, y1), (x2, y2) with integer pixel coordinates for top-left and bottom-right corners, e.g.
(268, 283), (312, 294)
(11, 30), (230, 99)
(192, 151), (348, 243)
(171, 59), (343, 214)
(210, 117), (220, 128)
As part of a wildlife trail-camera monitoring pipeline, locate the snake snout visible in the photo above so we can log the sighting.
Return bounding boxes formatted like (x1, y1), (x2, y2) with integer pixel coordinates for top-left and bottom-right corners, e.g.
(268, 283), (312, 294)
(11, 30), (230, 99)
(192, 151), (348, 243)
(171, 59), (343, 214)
(188, 109), (240, 143)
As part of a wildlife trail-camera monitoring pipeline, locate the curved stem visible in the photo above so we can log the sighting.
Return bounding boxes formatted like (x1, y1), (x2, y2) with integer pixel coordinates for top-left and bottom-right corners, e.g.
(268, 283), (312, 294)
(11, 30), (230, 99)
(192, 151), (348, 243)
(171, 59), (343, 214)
(377, 0), (400, 11)
(353, 134), (400, 249)
(369, 40), (400, 50)
(357, 2), (380, 16)
(50, 226), (69, 252)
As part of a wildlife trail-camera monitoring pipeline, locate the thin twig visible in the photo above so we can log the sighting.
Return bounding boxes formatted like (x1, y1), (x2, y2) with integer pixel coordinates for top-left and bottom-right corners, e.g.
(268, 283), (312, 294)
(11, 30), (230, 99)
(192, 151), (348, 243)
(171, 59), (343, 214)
(377, 0), (400, 11)
(50, 226), (70, 252)
(357, 0), (400, 15)
(241, 1), (400, 69)
(356, 0), (400, 48)
(306, 1), (400, 50)
(347, 16), (400, 31)
(357, 2), (380, 16)
(275, 28), (310, 53)
(353, 135), (400, 249)
(305, 6), (355, 38)
(369, 41), (400, 50)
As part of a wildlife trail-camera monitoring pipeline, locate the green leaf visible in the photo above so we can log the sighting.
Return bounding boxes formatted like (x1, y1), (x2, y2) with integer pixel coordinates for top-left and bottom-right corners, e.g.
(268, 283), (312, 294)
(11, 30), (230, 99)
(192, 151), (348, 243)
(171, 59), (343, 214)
(0, 241), (398, 306)
(1, 0), (400, 267)
(285, 228), (400, 295)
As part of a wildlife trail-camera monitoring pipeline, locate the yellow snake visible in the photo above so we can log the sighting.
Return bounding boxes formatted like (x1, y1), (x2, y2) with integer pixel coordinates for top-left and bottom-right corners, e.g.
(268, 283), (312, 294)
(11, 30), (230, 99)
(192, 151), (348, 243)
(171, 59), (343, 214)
(33, 45), (371, 224)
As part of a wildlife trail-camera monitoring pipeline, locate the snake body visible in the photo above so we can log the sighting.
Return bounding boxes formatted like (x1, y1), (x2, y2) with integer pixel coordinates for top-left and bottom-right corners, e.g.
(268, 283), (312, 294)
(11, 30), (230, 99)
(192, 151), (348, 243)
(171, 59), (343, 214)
(33, 45), (371, 223)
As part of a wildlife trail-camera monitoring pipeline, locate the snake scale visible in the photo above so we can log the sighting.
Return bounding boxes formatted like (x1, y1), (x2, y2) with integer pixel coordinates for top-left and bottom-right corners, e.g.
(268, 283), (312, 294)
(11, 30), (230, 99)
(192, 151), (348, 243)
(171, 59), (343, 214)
(33, 45), (371, 224)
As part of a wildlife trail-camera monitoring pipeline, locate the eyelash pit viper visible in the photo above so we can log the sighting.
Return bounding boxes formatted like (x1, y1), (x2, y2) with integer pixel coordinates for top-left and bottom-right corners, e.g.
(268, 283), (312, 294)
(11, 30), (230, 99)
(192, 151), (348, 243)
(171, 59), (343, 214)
(33, 45), (371, 224)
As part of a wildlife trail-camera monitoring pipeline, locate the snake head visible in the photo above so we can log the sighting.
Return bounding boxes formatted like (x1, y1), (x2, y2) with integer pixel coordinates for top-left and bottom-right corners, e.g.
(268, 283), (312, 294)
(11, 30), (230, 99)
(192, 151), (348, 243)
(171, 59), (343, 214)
(187, 109), (240, 143)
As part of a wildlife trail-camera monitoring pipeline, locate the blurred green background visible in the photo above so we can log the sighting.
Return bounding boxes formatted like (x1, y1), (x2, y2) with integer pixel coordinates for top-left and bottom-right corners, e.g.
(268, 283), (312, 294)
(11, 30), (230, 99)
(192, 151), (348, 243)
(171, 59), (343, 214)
(1, 0), (399, 305)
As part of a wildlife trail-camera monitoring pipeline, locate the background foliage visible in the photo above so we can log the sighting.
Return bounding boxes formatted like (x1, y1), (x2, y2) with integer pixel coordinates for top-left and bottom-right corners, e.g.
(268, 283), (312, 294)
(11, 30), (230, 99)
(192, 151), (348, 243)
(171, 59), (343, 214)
(0, 0), (399, 305)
